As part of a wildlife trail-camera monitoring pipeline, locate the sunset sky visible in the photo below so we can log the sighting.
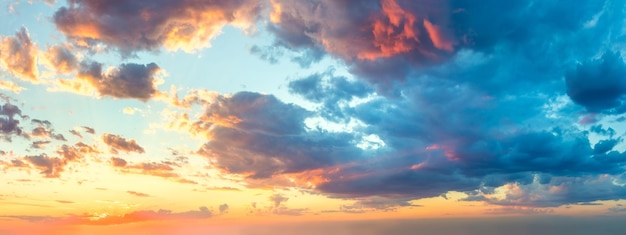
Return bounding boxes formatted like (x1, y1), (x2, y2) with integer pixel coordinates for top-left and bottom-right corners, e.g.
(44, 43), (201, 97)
(1, 0), (626, 234)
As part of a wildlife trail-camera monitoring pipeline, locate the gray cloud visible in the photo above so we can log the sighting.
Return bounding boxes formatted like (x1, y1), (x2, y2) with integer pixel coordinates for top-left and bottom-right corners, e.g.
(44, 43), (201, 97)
(78, 62), (161, 101)
(101, 133), (145, 154)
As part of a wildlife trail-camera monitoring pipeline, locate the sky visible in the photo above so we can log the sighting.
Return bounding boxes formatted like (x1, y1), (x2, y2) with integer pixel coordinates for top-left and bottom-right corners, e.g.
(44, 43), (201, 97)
(1, 0), (626, 234)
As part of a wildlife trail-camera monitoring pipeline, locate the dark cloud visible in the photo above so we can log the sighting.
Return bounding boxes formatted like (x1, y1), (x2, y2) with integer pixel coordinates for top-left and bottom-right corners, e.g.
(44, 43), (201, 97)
(78, 62), (162, 101)
(266, 0), (458, 83)
(53, 0), (261, 55)
(24, 154), (65, 178)
(0, 102), (23, 136)
(194, 92), (363, 178)
(101, 133), (145, 154)
(30, 119), (67, 141)
(594, 139), (621, 154)
(0, 27), (38, 81)
(565, 51), (626, 113)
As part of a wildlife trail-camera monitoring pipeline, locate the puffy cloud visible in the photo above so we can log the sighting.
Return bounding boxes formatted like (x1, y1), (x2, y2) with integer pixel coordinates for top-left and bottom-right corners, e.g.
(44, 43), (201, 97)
(269, 0), (455, 61)
(76, 62), (163, 101)
(101, 133), (145, 154)
(52, 0), (261, 55)
(110, 157), (127, 167)
(29, 119), (67, 141)
(0, 80), (25, 94)
(24, 154), (65, 178)
(56, 142), (99, 161)
(41, 43), (79, 74)
(194, 92), (363, 178)
(21, 142), (95, 178)
(0, 27), (38, 81)
(0, 102), (23, 137)
(565, 51), (626, 113)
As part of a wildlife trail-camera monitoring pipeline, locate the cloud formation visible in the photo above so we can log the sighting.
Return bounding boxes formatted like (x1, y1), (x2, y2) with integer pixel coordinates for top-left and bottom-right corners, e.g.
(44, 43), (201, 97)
(53, 0), (261, 55)
(101, 133), (145, 154)
(76, 62), (162, 101)
(193, 92), (363, 178)
(0, 27), (38, 81)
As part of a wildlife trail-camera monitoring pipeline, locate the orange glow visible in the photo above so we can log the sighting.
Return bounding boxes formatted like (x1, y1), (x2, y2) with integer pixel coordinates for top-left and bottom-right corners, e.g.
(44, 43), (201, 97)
(270, 0), (282, 23)
(285, 169), (331, 188)
(200, 113), (243, 128)
(358, 0), (419, 60)
(423, 19), (454, 51)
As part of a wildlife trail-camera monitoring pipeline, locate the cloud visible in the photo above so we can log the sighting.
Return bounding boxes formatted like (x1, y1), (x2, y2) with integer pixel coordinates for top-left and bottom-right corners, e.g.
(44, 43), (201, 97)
(30, 140), (52, 149)
(269, 194), (289, 208)
(29, 119), (67, 141)
(268, 0), (455, 65)
(0, 27), (38, 81)
(110, 157), (190, 181)
(23, 154), (65, 178)
(127, 191), (151, 197)
(110, 157), (127, 167)
(565, 51), (626, 113)
(0, 81), (25, 94)
(0, 102), (24, 137)
(340, 197), (419, 213)
(219, 204), (229, 214)
(193, 91), (363, 179)
(101, 133), (145, 154)
(84, 207), (213, 225)
(41, 43), (79, 74)
(21, 142), (95, 178)
(52, 0), (261, 55)
(82, 126), (95, 134)
(76, 62), (163, 101)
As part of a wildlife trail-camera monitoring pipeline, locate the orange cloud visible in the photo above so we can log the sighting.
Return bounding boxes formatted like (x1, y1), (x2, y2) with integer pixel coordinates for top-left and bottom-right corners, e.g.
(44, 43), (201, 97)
(101, 133), (145, 154)
(358, 0), (420, 60)
(0, 27), (39, 81)
(0, 80), (25, 94)
(53, 0), (261, 54)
